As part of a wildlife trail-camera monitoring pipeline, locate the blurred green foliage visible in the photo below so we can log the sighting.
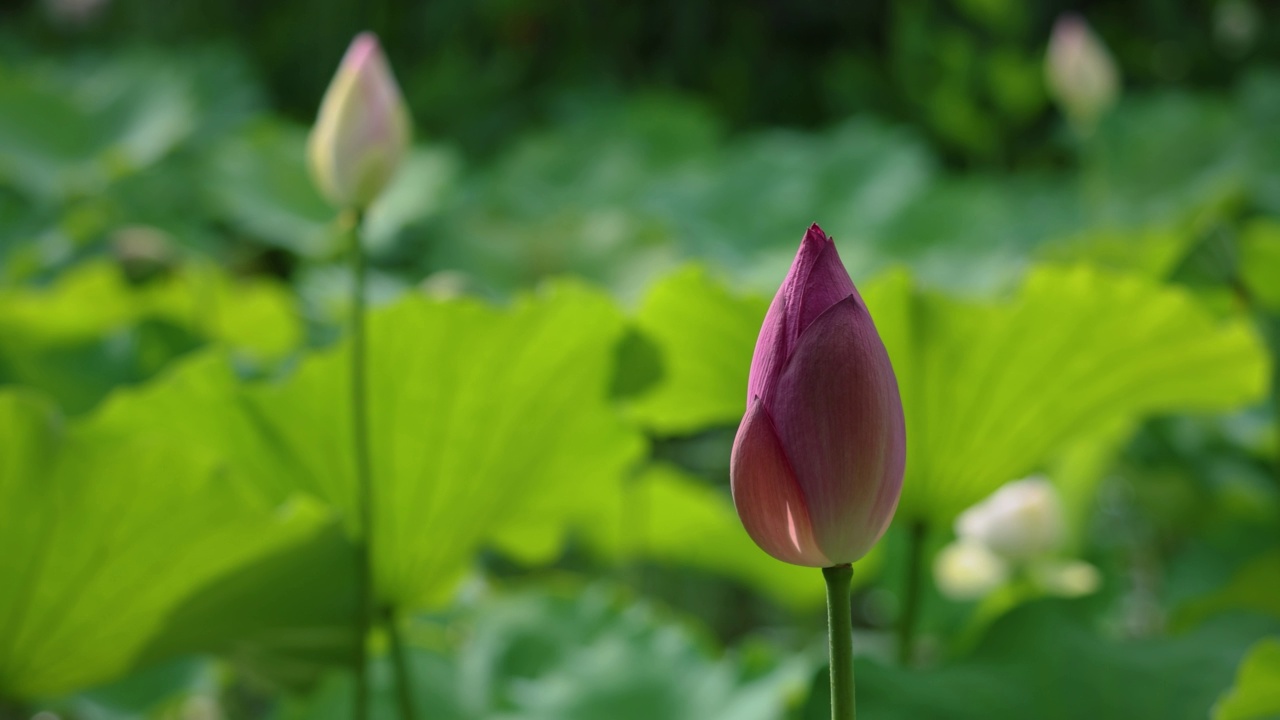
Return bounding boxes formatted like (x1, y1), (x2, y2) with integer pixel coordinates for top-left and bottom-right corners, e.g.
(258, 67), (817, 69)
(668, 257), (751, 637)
(9, 0), (1277, 165)
(1, 1), (1279, 718)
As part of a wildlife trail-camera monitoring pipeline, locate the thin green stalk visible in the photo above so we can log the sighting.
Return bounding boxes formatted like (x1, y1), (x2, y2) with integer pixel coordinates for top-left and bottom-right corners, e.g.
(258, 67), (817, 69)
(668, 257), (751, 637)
(1264, 314), (1280, 489)
(385, 608), (419, 720)
(347, 209), (373, 720)
(823, 564), (855, 720)
(897, 520), (927, 666)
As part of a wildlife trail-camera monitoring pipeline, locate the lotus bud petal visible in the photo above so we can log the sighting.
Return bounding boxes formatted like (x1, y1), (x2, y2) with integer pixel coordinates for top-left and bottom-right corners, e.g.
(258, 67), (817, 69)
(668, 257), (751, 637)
(731, 224), (906, 567)
(1046, 14), (1120, 132)
(308, 32), (412, 211)
(955, 476), (1066, 561)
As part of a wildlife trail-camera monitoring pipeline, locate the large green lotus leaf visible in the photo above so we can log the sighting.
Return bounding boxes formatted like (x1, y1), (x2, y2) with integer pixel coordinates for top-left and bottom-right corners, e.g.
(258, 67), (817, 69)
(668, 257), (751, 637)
(0, 58), (196, 201)
(82, 355), (360, 688)
(1214, 637), (1280, 720)
(83, 282), (645, 609)
(1082, 91), (1252, 227)
(627, 263), (1267, 527)
(0, 391), (328, 699)
(137, 265), (302, 360)
(0, 261), (301, 412)
(882, 265), (1268, 522)
(1036, 225), (1197, 279)
(202, 120), (338, 257)
(0, 261), (302, 359)
(136, 524), (360, 690)
(86, 352), (304, 503)
(848, 600), (1280, 720)
(242, 282), (645, 607)
(626, 266), (769, 434)
(577, 463), (830, 609)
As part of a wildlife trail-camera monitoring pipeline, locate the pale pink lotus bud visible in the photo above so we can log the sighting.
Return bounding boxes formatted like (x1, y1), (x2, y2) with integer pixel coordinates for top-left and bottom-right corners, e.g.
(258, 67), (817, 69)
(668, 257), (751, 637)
(307, 32), (412, 210)
(730, 224), (906, 567)
(1046, 14), (1120, 131)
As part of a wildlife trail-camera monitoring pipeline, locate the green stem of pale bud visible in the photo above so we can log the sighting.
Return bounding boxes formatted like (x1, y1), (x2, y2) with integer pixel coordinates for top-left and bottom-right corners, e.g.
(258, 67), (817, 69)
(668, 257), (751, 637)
(385, 606), (419, 720)
(897, 520), (928, 666)
(823, 564), (856, 720)
(346, 208), (373, 720)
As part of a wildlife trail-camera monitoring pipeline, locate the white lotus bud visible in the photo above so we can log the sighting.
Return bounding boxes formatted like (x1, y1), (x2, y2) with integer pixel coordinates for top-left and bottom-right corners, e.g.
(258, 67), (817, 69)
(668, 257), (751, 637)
(1046, 14), (1120, 132)
(308, 32), (412, 211)
(934, 540), (1009, 600)
(955, 476), (1066, 561)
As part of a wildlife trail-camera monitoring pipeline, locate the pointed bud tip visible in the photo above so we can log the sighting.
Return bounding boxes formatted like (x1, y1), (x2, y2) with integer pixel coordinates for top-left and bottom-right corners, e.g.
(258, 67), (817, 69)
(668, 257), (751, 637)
(1052, 13), (1087, 37)
(344, 31), (381, 67)
(803, 223), (831, 247)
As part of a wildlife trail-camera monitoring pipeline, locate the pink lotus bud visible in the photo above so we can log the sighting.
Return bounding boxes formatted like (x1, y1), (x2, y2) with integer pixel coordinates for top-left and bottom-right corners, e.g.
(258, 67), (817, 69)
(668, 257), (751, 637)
(307, 32), (412, 211)
(730, 224), (906, 567)
(1046, 14), (1119, 131)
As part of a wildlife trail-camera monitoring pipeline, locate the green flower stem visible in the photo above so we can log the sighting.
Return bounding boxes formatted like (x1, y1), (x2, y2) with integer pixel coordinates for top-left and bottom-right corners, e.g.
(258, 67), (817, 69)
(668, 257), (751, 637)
(385, 607), (419, 720)
(897, 520), (928, 666)
(823, 564), (856, 720)
(346, 208), (373, 720)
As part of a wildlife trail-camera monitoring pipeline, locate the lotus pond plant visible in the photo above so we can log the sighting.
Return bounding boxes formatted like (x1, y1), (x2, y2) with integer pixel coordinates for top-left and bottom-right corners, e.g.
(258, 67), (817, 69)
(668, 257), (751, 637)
(307, 30), (413, 720)
(731, 223), (907, 720)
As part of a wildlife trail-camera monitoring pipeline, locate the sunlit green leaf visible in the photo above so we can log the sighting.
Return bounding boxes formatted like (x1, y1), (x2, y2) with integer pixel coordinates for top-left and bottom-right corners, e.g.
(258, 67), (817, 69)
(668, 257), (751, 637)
(879, 265), (1268, 522)
(80, 355), (359, 688)
(577, 463), (836, 609)
(138, 525), (360, 690)
(288, 282), (644, 606)
(83, 282), (646, 610)
(0, 261), (302, 412)
(0, 391), (328, 699)
(1038, 226), (1196, 279)
(1214, 637), (1280, 720)
(626, 266), (768, 434)
(1239, 219), (1280, 311)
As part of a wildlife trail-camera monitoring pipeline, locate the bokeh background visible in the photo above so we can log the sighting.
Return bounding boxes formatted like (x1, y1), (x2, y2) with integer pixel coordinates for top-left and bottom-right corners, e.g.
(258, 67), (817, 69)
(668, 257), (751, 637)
(1, 1), (1279, 718)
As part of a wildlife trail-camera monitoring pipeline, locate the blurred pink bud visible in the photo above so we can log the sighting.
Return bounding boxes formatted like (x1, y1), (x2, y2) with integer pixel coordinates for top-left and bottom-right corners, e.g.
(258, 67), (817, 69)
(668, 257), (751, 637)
(308, 32), (412, 210)
(1046, 14), (1120, 131)
(42, 0), (109, 26)
(730, 224), (906, 567)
